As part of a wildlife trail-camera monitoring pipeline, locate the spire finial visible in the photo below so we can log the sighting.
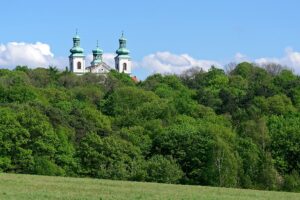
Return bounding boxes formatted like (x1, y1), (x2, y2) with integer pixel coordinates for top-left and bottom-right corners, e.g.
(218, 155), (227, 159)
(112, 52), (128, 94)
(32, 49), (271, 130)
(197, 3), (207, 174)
(76, 28), (78, 35)
(96, 40), (98, 48)
(122, 31), (124, 37)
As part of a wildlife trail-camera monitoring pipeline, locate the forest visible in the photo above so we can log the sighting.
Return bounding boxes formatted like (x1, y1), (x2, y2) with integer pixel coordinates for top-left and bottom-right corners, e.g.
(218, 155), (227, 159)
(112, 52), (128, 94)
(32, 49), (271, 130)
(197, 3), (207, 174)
(0, 62), (299, 192)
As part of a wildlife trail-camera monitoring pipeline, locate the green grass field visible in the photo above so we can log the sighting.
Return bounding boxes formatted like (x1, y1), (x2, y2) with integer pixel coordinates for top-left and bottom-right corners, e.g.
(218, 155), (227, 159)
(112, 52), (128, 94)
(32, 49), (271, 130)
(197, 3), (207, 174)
(0, 173), (299, 200)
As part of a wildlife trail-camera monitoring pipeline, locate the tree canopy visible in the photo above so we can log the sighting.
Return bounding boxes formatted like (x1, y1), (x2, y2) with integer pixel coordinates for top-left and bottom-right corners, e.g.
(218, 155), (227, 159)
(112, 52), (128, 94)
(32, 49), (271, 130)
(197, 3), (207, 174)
(0, 64), (300, 192)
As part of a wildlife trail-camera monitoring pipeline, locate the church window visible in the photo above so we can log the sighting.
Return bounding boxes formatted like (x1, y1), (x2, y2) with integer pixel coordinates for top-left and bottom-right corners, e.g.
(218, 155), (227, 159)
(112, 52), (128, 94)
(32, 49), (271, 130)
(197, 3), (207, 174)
(123, 63), (127, 71)
(77, 62), (81, 69)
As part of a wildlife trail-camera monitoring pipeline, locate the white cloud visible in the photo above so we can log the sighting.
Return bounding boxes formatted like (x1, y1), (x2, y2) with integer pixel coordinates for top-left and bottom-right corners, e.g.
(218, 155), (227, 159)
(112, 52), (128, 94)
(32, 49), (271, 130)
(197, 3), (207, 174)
(103, 53), (115, 67)
(136, 49), (300, 75)
(254, 48), (300, 73)
(139, 51), (221, 74)
(85, 54), (93, 65)
(2, 41), (300, 75)
(0, 42), (67, 69)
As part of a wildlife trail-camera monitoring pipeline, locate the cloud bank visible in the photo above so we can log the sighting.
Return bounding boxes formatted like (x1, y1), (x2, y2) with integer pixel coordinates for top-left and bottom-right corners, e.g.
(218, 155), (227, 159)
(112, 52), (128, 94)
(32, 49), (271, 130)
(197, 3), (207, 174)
(139, 51), (221, 74)
(1, 42), (300, 74)
(0, 42), (68, 69)
(254, 48), (300, 73)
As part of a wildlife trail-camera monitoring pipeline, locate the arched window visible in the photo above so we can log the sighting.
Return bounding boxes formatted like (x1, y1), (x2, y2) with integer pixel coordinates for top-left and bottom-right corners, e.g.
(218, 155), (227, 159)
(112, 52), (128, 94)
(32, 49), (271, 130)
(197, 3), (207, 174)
(123, 63), (127, 71)
(77, 62), (81, 69)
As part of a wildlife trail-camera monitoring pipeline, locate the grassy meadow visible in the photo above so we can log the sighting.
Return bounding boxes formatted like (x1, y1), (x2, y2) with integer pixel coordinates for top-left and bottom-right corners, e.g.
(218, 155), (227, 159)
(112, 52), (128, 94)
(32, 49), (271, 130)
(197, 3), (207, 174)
(0, 173), (299, 200)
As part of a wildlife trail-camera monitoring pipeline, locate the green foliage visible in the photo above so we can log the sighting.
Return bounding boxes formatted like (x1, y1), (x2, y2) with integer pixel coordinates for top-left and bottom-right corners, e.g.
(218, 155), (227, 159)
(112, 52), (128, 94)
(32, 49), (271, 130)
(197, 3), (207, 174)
(267, 94), (296, 115)
(236, 137), (260, 188)
(69, 106), (112, 139)
(146, 155), (183, 183)
(152, 115), (238, 186)
(283, 170), (300, 192)
(102, 86), (159, 116)
(34, 156), (65, 176)
(77, 133), (143, 180)
(196, 67), (229, 111)
(268, 114), (300, 174)
(0, 107), (33, 173)
(0, 64), (300, 192)
(14, 65), (30, 73)
(119, 126), (152, 155)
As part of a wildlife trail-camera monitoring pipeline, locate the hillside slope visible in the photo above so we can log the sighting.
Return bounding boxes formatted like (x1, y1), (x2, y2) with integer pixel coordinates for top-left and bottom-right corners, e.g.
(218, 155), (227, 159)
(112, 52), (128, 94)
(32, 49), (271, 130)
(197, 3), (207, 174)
(1, 66), (300, 191)
(0, 173), (299, 200)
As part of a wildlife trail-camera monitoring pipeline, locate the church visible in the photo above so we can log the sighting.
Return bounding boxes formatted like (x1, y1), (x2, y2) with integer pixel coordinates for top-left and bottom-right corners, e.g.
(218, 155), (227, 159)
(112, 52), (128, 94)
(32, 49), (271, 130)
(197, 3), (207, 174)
(69, 32), (131, 75)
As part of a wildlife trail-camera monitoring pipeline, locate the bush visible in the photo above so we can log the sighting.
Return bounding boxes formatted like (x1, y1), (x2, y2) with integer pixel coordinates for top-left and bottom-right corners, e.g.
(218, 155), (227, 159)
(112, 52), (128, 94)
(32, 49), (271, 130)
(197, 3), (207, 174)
(34, 157), (65, 176)
(146, 155), (183, 184)
(283, 171), (300, 192)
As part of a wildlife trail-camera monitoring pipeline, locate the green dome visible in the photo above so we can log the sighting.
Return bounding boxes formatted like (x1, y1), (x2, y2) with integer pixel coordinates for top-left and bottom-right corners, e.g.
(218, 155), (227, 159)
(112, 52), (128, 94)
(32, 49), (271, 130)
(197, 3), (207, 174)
(91, 41), (103, 65)
(73, 34), (80, 39)
(116, 32), (130, 56)
(70, 30), (85, 57)
(119, 36), (126, 41)
(91, 59), (102, 65)
(93, 47), (103, 54)
(93, 41), (103, 55)
(116, 47), (130, 55)
(70, 46), (84, 54)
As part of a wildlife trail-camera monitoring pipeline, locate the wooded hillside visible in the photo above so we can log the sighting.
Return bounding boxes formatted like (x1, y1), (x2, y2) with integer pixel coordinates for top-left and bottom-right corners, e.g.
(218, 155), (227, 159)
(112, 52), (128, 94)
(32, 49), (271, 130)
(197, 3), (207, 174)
(0, 63), (299, 192)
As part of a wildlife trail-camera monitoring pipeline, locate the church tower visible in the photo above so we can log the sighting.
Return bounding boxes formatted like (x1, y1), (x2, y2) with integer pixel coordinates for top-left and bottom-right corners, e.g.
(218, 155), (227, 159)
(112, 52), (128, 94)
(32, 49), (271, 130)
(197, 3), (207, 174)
(91, 41), (103, 67)
(115, 32), (131, 74)
(69, 31), (85, 74)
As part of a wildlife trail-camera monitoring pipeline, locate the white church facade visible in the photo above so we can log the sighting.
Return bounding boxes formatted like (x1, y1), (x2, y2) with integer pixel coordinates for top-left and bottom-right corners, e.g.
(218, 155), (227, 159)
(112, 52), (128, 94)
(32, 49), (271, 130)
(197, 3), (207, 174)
(69, 32), (131, 75)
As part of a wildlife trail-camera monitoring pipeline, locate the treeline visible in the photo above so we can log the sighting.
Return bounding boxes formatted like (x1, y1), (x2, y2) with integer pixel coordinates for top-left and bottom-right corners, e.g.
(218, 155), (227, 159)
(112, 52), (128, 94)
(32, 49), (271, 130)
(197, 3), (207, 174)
(0, 63), (299, 192)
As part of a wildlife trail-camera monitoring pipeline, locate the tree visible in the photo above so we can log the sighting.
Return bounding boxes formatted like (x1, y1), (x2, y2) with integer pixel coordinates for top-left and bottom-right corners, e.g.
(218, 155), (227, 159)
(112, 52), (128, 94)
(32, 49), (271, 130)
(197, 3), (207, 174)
(261, 63), (287, 76)
(77, 133), (144, 180)
(102, 70), (135, 92)
(48, 66), (59, 83)
(236, 137), (260, 188)
(69, 106), (112, 140)
(16, 106), (75, 175)
(219, 75), (248, 115)
(14, 65), (30, 73)
(28, 68), (52, 87)
(195, 67), (229, 112)
(232, 62), (277, 98)
(58, 72), (80, 88)
(0, 107), (33, 173)
(224, 62), (237, 75)
(119, 126), (152, 156)
(101, 86), (159, 116)
(146, 155), (183, 183)
(268, 114), (300, 174)
(0, 65), (300, 191)
(240, 117), (270, 152)
(152, 115), (238, 186)
(283, 170), (300, 192)
(267, 94), (296, 115)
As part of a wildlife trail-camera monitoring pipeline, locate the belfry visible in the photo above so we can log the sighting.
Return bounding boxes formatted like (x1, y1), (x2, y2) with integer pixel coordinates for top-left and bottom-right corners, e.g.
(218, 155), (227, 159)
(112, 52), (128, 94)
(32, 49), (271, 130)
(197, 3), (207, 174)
(69, 31), (132, 75)
(115, 32), (131, 74)
(69, 30), (85, 74)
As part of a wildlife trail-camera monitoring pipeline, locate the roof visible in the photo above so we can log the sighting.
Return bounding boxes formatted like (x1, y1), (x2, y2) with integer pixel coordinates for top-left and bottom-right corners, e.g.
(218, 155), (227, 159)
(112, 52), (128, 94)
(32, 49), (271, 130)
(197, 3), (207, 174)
(131, 75), (139, 83)
(116, 47), (130, 55)
(86, 61), (112, 71)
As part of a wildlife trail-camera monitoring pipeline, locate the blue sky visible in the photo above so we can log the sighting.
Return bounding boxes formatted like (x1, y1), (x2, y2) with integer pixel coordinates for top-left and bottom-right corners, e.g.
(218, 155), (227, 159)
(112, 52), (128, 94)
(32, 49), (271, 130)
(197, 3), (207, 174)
(1, 0), (300, 79)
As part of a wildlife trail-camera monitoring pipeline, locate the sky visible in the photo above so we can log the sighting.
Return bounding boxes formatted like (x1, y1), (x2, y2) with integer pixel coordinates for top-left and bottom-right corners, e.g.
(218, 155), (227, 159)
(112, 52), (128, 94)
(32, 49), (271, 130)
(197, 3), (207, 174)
(1, 0), (300, 79)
